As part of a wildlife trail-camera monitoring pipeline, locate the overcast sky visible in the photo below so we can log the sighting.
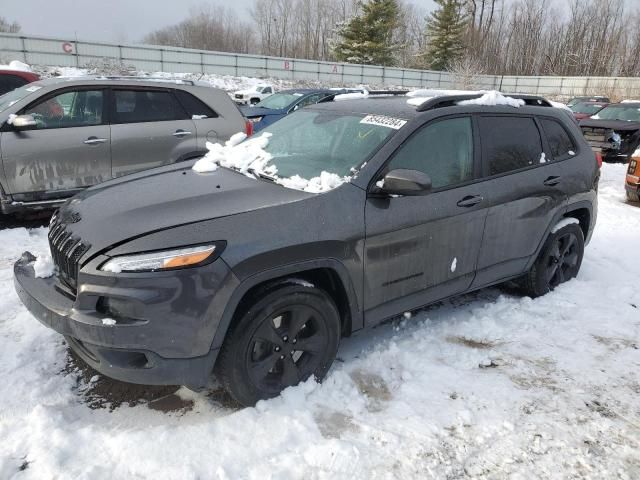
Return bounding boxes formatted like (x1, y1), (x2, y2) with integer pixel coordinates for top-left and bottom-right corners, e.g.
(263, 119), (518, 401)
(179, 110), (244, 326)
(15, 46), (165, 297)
(3, 0), (436, 43)
(4, 0), (636, 45)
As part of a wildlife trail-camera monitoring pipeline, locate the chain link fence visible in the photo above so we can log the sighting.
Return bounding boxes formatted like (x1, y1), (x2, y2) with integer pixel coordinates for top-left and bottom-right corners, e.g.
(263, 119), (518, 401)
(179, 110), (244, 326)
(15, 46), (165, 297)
(2, 32), (640, 99)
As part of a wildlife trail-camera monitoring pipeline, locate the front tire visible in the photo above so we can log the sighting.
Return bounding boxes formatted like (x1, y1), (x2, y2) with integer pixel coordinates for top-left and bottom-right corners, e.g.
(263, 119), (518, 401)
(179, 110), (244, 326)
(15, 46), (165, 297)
(520, 222), (584, 298)
(216, 283), (341, 406)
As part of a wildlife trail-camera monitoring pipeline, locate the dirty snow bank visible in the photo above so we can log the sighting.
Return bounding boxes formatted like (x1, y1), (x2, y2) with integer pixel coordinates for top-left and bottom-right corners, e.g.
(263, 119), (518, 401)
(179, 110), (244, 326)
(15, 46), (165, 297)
(0, 165), (639, 479)
(193, 132), (350, 193)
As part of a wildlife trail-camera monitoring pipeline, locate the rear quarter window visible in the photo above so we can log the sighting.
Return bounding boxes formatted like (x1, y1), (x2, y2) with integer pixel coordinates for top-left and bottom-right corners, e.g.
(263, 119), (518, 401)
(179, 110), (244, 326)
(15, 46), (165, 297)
(540, 118), (575, 160)
(479, 116), (544, 176)
(175, 90), (217, 118)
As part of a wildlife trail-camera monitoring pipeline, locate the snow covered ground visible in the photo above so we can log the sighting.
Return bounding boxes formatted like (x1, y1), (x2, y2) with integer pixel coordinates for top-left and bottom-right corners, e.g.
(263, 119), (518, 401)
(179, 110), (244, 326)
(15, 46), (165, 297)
(33, 64), (322, 93)
(0, 164), (638, 479)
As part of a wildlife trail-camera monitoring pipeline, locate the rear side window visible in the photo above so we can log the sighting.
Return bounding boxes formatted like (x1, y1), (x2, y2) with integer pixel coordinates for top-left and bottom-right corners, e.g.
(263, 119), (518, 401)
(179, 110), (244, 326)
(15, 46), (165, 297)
(112, 89), (188, 124)
(0, 74), (28, 96)
(540, 118), (575, 160)
(387, 117), (474, 189)
(479, 116), (543, 176)
(174, 90), (217, 118)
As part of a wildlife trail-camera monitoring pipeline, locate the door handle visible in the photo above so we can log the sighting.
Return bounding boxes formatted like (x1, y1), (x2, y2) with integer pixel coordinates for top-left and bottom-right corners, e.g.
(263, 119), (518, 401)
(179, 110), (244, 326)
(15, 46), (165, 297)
(543, 176), (561, 186)
(173, 130), (192, 138)
(457, 195), (483, 207)
(83, 137), (107, 145)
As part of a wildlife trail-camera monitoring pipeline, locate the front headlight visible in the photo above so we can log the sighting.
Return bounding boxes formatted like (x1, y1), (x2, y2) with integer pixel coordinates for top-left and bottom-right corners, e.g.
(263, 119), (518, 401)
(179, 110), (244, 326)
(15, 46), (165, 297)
(101, 245), (217, 273)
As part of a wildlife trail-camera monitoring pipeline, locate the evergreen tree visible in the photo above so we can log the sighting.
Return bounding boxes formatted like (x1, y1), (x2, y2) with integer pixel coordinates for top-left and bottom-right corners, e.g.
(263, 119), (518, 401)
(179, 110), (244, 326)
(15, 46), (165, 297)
(333, 0), (400, 66)
(423, 0), (468, 71)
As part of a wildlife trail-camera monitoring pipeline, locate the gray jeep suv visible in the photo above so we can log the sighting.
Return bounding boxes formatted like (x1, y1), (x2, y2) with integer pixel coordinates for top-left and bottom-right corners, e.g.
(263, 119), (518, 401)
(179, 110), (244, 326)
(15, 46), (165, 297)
(0, 77), (248, 215)
(14, 93), (599, 406)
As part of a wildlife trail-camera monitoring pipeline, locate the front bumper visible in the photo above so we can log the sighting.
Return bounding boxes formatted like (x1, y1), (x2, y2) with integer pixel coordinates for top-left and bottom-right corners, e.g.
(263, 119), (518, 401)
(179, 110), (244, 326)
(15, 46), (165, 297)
(14, 252), (239, 388)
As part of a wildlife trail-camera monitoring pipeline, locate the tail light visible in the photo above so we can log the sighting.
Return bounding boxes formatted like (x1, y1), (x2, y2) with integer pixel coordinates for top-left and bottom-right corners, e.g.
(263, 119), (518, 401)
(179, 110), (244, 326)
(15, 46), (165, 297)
(245, 120), (254, 137)
(595, 151), (603, 168)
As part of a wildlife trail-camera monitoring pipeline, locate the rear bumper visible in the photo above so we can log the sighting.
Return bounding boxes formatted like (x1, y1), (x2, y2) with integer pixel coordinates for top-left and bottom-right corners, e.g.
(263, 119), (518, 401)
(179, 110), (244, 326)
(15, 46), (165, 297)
(14, 252), (239, 388)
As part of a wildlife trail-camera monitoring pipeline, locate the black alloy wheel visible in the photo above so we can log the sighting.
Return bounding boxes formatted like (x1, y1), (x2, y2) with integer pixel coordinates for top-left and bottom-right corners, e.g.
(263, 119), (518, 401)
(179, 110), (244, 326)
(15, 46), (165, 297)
(520, 222), (585, 298)
(217, 283), (341, 406)
(545, 231), (581, 289)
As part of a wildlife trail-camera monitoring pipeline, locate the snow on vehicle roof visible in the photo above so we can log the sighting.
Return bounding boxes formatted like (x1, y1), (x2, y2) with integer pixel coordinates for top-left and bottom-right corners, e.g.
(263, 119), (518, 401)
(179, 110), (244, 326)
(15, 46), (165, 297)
(0, 60), (32, 72)
(333, 91), (369, 101)
(405, 89), (526, 108)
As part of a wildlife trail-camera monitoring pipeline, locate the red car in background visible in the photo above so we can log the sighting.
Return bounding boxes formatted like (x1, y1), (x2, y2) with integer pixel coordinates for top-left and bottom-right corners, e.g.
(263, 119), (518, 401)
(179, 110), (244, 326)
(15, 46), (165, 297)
(569, 101), (608, 120)
(0, 69), (40, 96)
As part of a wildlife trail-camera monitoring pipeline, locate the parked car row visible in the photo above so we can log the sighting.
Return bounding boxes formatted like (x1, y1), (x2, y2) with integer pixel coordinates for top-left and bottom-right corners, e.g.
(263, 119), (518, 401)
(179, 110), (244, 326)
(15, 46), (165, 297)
(563, 96), (640, 164)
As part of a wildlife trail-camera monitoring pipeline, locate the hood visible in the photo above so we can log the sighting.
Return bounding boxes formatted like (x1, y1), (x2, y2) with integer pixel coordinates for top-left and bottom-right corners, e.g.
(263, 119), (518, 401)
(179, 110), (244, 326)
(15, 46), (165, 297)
(579, 119), (640, 131)
(240, 106), (285, 118)
(57, 162), (312, 257)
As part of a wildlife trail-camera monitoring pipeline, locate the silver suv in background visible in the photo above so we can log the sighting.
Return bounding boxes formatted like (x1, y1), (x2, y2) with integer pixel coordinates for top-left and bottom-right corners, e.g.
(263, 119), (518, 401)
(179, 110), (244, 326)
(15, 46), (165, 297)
(0, 77), (249, 215)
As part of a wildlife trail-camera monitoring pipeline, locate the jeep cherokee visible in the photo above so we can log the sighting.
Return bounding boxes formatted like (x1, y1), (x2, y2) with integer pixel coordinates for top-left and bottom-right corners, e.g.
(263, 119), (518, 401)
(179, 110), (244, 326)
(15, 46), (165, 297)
(14, 93), (599, 406)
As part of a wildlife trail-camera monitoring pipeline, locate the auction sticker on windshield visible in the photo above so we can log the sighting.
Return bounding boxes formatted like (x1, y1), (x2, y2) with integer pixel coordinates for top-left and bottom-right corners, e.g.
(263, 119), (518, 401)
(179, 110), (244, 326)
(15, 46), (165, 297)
(360, 114), (407, 130)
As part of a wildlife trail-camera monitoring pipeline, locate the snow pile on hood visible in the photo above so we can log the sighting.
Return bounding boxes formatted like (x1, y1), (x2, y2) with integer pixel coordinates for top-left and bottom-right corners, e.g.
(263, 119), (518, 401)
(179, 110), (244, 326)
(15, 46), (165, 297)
(458, 91), (525, 108)
(33, 252), (55, 278)
(277, 171), (347, 194)
(633, 148), (640, 158)
(0, 60), (32, 72)
(193, 132), (350, 193)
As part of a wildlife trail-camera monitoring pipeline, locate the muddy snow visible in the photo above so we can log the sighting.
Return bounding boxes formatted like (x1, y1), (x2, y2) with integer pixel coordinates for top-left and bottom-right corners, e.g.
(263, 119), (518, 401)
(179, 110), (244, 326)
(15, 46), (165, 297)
(0, 164), (638, 479)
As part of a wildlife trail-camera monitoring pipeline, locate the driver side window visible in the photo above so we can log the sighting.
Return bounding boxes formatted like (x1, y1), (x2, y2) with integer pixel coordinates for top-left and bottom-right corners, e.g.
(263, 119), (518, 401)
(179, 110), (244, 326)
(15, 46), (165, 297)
(387, 117), (474, 189)
(24, 89), (104, 130)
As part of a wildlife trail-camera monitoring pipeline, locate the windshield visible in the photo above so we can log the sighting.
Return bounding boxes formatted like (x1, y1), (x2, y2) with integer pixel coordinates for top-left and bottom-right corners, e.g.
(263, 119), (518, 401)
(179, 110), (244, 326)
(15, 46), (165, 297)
(256, 92), (302, 110)
(571, 102), (605, 115)
(592, 105), (640, 122)
(0, 83), (41, 113)
(259, 109), (398, 179)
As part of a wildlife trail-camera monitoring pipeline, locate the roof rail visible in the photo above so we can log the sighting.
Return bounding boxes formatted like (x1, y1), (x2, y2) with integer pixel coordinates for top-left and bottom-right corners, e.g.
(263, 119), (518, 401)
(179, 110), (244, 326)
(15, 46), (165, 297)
(320, 89), (411, 103)
(415, 93), (552, 112)
(368, 89), (410, 96)
(98, 76), (196, 86)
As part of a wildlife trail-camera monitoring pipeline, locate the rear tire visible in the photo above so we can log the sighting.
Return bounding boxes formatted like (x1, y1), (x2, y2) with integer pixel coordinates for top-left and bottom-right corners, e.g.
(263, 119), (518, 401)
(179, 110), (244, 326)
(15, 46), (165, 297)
(216, 283), (341, 406)
(627, 190), (640, 203)
(519, 222), (584, 298)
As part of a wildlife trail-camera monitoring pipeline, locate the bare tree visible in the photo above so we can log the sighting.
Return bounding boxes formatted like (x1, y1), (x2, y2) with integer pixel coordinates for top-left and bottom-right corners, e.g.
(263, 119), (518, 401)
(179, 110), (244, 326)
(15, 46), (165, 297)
(0, 17), (21, 33)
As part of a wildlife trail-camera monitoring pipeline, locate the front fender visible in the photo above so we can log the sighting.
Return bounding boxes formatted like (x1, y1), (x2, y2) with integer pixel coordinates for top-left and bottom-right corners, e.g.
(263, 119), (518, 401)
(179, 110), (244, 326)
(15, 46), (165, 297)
(210, 258), (362, 351)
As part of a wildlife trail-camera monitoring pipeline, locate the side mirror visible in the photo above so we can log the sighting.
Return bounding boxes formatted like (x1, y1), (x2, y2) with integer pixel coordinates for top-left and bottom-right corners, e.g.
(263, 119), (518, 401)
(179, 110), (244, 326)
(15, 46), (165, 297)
(376, 169), (432, 196)
(292, 104), (300, 111)
(10, 114), (37, 129)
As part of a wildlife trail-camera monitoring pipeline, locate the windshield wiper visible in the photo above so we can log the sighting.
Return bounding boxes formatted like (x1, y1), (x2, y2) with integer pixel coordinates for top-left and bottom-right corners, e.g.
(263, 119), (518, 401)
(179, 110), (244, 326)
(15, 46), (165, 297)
(247, 168), (278, 183)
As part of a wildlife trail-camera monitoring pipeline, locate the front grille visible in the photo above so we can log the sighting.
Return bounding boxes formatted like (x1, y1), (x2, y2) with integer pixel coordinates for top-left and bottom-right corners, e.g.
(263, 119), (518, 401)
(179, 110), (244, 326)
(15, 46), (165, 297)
(48, 217), (89, 290)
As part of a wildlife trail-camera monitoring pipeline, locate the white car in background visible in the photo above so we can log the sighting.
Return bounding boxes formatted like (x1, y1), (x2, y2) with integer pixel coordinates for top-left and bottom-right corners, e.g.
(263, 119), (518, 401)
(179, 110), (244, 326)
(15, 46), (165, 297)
(232, 84), (274, 105)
